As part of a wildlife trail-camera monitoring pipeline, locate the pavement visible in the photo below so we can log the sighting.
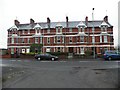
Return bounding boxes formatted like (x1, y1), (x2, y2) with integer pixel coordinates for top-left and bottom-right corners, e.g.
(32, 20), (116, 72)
(2, 57), (105, 61)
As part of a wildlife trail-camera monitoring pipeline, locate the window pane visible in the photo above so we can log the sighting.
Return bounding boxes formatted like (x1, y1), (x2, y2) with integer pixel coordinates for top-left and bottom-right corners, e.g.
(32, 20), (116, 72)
(104, 36), (107, 43)
(35, 38), (38, 43)
(80, 36), (84, 42)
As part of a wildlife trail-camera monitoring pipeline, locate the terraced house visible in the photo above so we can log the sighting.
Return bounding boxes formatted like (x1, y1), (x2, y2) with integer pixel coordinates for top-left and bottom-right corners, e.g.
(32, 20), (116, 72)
(7, 16), (114, 56)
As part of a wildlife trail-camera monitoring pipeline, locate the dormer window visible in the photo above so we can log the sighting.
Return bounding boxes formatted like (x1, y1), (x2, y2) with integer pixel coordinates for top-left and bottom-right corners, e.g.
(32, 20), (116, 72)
(56, 27), (62, 34)
(78, 27), (85, 32)
(56, 27), (58, 33)
(77, 21), (86, 32)
(47, 29), (50, 33)
(56, 23), (63, 34)
(10, 25), (19, 31)
(100, 21), (109, 32)
(36, 29), (40, 34)
(34, 23), (42, 34)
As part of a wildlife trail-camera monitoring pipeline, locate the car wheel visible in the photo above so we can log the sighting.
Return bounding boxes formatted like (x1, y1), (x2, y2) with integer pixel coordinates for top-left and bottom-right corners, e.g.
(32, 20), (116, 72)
(38, 57), (41, 61)
(108, 57), (112, 61)
(51, 58), (55, 61)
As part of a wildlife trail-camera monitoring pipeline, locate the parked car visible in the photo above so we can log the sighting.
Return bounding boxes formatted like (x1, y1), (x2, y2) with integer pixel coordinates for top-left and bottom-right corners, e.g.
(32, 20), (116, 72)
(35, 53), (58, 61)
(103, 50), (120, 60)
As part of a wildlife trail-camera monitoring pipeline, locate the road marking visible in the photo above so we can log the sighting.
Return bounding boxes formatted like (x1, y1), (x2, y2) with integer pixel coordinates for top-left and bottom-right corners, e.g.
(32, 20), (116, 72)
(40, 61), (67, 62)
(0, 64), (7, 66)
(115, 61), (120, 62)
(59, 61), (66, 62)
(10, 60), (17, 61)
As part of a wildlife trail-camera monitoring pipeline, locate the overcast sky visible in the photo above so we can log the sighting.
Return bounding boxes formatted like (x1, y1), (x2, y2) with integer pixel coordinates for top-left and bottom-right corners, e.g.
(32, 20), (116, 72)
(0, 0), (119, 49)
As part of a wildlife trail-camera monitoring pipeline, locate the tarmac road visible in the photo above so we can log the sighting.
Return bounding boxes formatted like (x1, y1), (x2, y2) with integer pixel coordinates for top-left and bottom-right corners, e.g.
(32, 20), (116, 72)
(1, 58), (120, 88)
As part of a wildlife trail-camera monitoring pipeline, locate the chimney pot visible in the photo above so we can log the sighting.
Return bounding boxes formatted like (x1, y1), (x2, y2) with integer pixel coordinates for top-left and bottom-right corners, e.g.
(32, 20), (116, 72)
(66, 16), (69, 28)
(47, 17), (51, 28)
(104, 16), (108, 22)
(14, 20), (20, 25)
(47, 17), (50, 23)
(30, 18), (35, 24)
(85, 16), (88, 25)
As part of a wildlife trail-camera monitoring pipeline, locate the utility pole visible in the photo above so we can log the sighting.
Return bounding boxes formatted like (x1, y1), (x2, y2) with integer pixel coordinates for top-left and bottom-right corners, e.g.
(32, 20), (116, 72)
(92, 8), (96, 58)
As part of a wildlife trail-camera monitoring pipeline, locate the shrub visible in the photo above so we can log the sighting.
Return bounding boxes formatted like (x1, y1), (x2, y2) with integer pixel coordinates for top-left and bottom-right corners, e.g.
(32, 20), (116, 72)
(30, 44), (43, 53)
(85, 50), (92, 56)
(47, 52), (68, 56)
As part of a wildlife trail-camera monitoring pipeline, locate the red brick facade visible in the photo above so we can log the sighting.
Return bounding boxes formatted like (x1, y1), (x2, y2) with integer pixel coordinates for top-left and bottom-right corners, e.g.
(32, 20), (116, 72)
(7, 16), (114, 56)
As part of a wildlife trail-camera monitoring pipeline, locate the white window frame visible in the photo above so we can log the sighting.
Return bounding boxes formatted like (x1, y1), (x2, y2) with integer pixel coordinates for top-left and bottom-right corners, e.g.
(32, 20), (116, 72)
(11, 48), (14, 54)
(69, 28), (72, 32)
(26, 48), (30, 53)
(92, 36), (95, 44)
(57, 36), (60, 43)
(46, 47), (50, 52)
(80, 47), (84, 55)
(28, 38), (30, 43)
(56, 28), (58, 33)
(77, 47), (79, 54)
(54, 37), (56, 44)
(35, 37), (38, 44)
(18, 31), (20, 35)
(16, 38), (18, 43)
(80, 36), (84, 43)
(22, 49), (25, 53)
(22, 38), (24, 43)
(104, 36), (107, 43)
(35, 28), (40, 34)
(22, 30), (24, 34)
(47, 29), (50, 33)
(12, 37), (14, 44)
(60, 27), (62, 33)
(78, 28), (80, 32)
(69, 37), (72, 43)
(28, 30), (30, 34)
(82, 27), (84, 32)
(47, 37), (50, 44)
(100, 36), (102, 43)
(101, 27), (103, 32)
(40, 37), (42, 44)
(62, 36), (64, 43)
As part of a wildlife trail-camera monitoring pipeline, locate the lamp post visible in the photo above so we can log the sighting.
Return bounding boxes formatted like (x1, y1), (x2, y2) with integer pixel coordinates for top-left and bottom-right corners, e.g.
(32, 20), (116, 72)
(43, 29), (44, 53)
(92, 8), (96, 58)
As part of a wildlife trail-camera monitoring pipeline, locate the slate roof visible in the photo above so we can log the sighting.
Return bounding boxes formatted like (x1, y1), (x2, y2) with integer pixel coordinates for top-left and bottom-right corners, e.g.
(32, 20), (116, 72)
(8, 20), (113, 31)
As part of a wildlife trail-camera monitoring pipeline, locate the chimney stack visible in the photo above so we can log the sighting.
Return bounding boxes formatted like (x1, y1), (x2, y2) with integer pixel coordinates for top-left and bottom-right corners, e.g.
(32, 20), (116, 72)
(66, 16), (69, 28)
(85, 16), (88, 26)
(14, 20), (20, 26)
(104, 16), (108, 22)
(30, 18), (35, 24)
(47, 17), (51, 28)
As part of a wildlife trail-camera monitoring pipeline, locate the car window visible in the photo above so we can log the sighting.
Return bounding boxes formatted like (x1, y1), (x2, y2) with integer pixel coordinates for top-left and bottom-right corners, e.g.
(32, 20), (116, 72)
(45, 54), (50, 56)
(118, 52), (120, 54)
(106, 51), (116, 54)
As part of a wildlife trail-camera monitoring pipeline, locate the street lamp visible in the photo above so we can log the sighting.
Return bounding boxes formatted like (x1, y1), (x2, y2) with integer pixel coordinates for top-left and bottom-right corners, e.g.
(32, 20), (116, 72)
(92, 8), (96, 58)
(43, 29), (44, 53)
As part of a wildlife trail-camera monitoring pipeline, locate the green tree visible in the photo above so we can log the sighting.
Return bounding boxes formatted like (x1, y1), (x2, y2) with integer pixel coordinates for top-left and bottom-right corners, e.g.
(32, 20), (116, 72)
(30, 44), (43, 53)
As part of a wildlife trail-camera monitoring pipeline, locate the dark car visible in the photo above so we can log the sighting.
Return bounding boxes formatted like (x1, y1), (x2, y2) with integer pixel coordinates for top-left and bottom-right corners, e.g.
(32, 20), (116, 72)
(103, 50), (120, 60)
(35, 53), (58, 61)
